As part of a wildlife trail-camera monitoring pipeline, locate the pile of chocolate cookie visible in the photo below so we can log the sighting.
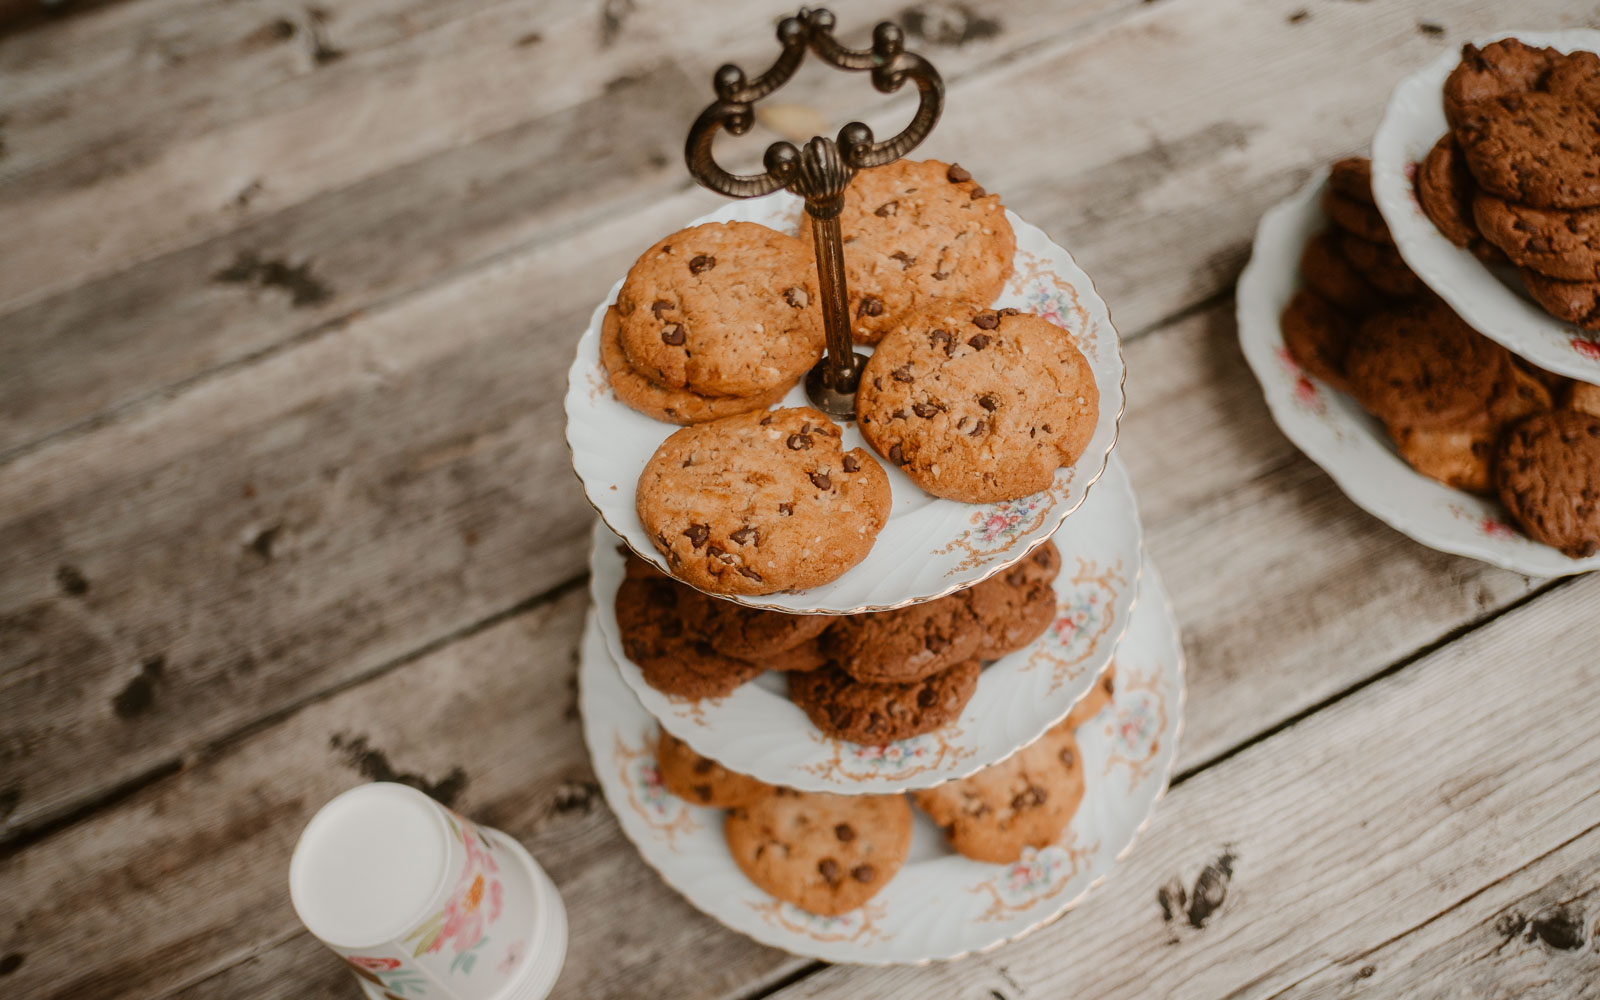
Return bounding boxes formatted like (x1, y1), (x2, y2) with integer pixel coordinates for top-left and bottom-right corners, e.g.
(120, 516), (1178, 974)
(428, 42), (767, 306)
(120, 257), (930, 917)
(616, 541), (1071, 742)
(1418, 39), (1600, 329)
(651, 669), (1114, 916)
(603, 159), (1101, 597)
(1284, 156), (1600, 559)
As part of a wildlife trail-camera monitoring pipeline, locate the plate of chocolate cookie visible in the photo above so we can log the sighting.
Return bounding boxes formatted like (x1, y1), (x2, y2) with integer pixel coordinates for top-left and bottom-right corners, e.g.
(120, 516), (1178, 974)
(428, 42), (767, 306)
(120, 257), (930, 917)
(578, 562), (1183, 964)
(588, 457), (1143, 794)
(1239, 166), (1600, 574)
(563, 159), (1124, 614)
(1372, 30), (1600, 380)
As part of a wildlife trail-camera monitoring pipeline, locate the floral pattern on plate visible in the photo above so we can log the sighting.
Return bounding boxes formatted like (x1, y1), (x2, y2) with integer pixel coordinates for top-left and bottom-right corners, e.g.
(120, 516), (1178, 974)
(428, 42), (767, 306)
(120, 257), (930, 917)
(1237, 169), (1600, 577)
(579, 561), (1184, 964)
(591, 457), (1144, 795)
(563, 191), (1124, 614)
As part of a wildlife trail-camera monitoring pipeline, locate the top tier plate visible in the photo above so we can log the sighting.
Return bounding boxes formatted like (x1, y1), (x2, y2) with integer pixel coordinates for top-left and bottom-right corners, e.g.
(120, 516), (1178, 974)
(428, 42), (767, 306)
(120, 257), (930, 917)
(1372, 29), (1600, 381)
(564, 192), (1124, 613)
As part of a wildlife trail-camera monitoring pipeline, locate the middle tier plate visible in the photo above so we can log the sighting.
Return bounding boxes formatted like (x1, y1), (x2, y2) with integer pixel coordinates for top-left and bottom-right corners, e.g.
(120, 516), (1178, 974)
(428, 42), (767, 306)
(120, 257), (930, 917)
(564, 191), (1125, 614)
(589, 456), (1142, 795)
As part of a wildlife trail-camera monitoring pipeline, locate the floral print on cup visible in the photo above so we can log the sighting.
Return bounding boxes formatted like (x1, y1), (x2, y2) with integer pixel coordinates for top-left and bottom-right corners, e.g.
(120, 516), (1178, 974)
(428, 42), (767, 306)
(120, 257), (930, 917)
(402, 814), (504, 976)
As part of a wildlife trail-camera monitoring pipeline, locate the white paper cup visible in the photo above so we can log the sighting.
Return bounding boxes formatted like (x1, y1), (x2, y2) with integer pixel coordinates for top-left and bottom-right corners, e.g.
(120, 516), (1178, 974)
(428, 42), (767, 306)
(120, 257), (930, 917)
(290, 783), (566, 1000)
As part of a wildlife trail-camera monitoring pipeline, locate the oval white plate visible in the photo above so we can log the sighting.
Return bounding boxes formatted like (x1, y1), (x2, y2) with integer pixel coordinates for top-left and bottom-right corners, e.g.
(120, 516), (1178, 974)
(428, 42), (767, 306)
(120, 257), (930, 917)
(591, 456), (1142, 794)
(1238, 169), (1600, 576)
(563, 191), (1124, 613)
(579, 562), (1183, 965)
(1372, 28), (1600, 380)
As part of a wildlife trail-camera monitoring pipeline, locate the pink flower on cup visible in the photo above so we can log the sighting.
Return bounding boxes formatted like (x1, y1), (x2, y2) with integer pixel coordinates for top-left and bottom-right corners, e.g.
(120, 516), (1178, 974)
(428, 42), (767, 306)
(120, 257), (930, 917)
(404, 821), (505, 975)
(348, 956), (402, 972)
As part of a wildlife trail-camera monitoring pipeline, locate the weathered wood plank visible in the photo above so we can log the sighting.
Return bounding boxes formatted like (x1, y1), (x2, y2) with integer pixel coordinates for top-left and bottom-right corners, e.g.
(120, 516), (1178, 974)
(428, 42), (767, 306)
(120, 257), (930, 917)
(758, 573), (1600, 1000)
(0, 586), (803, 1000)
(1288, 822), (1600, 999)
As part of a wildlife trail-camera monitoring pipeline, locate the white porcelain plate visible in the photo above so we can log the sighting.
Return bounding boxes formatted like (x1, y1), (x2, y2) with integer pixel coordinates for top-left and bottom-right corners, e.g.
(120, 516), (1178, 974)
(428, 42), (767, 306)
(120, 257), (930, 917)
(1238, 169), (1600, 576)
(564, 191), (1124, 613)
(1372, 28), (1600, 380)
(591, 456), (1143, 794)
(579, 563), (1183, 965)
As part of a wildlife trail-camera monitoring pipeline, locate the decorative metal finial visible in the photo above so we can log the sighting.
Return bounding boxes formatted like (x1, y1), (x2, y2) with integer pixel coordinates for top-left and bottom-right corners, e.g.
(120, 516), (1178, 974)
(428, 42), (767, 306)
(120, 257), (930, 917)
(685, 8), (944, 419)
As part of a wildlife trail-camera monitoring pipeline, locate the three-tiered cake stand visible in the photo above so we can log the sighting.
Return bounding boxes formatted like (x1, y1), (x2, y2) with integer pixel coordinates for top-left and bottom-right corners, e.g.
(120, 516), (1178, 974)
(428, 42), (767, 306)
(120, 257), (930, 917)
(563, 9), (1186, 962)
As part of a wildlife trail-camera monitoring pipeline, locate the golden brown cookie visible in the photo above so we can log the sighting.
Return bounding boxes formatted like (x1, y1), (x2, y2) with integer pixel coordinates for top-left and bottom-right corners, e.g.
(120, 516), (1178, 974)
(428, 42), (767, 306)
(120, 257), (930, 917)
(963, 540), (1062, 660)
(1299, 230), (1383, 314)
(615, 221), (824, 397)
(1520, 269), (1600, 331)
(655, 729), (773, 808)
(601, 306), (789, 425)
(801, 158), (1016, 344)
(821, 592), (983, 683)
(637, 407), (891, 596)
(1063, 664), (1116, 730)
(1280, 288), (1355, 392)
(725, 790), (912, 916)
(857, 302), (1099, 503)
(1496, 409), (1600, 558)
(1456, 93), (1600, 209)
(1473, 194), (1600, 281)
(1569, 381), (1600, 416)
(788, 659), (980, 744)
(1389, 424), (1496, 495)
(1443, 39), (1562, 128)
(614, 573), (765, 700)
(1345, 300), (1509, 429)
(912, 721), (1084, 863)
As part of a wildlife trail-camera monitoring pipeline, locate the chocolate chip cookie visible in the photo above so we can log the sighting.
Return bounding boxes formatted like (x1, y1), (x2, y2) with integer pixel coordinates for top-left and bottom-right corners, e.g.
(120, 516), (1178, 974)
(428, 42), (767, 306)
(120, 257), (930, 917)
(1327, 157), (1375, 204)
(1321, 186), (1393, 245)
(1496, 409), (1600, 558)
(821, 592), (982, 683)
(912, 720), (1084, 863)
(857, 302), (1099, 503)
(1545, 49), (1600, 106)
(1473, 194), (1600, 281)
(757, 635), (830, 673)
(1456, 93), (1600, 209)
(1443, 39), (1562, 128)
(800, 158), (1016, 344)
(1520, 269), (1600, 331)
(1337, 231), (1425, 299)
(601, 306), (789, 425)
(1281, 288), (1355, 392)
(1299, 230), (1382, 313)
(616, 221), (825, 397)
(656, 729), (773, 808)
(1389, 424), (1496, 495)
(1570, 381), (1600, 417)
(725, 789), (912, 916)
(788, 659), (980, 744)
(964, 540), (1062, 660)
(698, 595), (835, 660)
(614, 573), (765, 699)
(1345, 300), (1509, 429)
(637, 407), (891, 595)
(1416, 134), (1508, 263)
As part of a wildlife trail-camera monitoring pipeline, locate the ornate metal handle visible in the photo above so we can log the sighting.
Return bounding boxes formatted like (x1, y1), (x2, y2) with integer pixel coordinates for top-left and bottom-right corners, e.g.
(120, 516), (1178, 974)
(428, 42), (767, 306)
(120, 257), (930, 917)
(684, 8), (944, 418)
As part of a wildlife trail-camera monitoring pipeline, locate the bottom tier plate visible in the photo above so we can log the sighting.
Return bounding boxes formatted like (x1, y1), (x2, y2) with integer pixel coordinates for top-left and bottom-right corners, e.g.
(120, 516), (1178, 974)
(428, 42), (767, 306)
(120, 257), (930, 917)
(578, 563), (1185, 964)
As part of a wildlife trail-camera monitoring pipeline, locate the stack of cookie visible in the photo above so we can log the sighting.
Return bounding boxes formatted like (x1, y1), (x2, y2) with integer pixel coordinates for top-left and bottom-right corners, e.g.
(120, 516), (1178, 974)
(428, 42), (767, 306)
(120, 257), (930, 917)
(1282, 156), (1600, 559)
(1418, 39), (1600, 330)
(616, 540), (1065, 743)
(651, 666), (1116, 916)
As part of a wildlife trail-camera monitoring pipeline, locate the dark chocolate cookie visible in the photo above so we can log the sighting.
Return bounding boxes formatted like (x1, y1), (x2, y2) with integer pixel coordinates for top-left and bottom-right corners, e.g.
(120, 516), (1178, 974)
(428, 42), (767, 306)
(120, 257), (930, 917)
(1280, 288), (1355, 393)
(788, 659), (980, 744)
(1473, 194), (1600, 281)
(1456, 92), (1600, 209)
(1520, 269), (1600, 330)
(1299, 230), (1382, 313)
(1546, 49), (1600, 107)
(699, 595), (835, 660)
(821, 592), (983, 683)
(1443, 39), (1562, 128)
(1337, 231), (1425, 299)
(1496, 409), (1600, 558)
(1327, 157), (1376, 204)
(1344, 300), (1508, 429)
(1321, 186), (1394, 244)
(615, 575), (765, 699)
(1416, 133), (1507, 263)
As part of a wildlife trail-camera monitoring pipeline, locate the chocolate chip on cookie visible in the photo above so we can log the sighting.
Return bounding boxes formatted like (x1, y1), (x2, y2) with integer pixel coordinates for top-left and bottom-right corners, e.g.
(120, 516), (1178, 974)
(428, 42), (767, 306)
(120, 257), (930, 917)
(800, 158), (1016, 344)
(656, 729), (773, 808)
(637, 407), (891, 596)
(615, 221), (824, 397)
(788, 659), (980, 744)
(912, 718), (1085, 863)
(857, 302), (1099, 503)
(1496, 409), (1600, 558)
(724, 790), (911, 916)
(821, 592), (983, 683)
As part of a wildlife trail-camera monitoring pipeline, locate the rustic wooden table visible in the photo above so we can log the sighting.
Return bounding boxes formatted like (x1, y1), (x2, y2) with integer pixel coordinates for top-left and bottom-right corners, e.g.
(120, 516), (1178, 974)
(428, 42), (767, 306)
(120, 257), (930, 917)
(4, 1), (1600, 997)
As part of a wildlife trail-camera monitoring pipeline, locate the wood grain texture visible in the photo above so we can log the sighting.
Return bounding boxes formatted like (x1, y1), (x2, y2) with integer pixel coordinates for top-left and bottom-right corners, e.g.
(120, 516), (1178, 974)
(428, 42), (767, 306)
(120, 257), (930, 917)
(760, 574), (1600, 1000)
